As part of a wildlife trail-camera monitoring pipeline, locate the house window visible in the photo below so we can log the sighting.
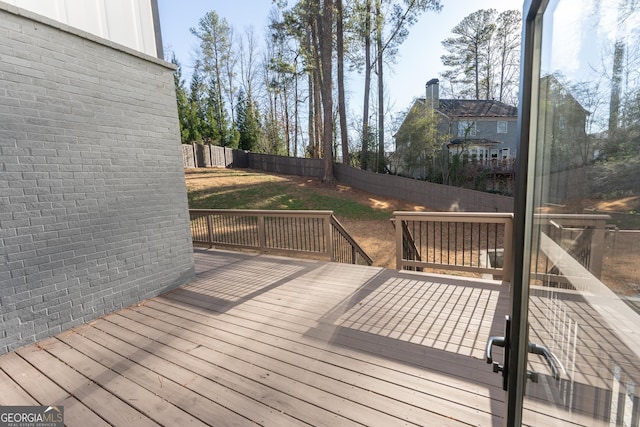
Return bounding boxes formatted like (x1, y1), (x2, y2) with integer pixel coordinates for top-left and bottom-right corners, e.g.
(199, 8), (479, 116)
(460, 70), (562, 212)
(497, 121), (508, 133)
(458, 121), (476, 137)
(559, 114), (566, 130)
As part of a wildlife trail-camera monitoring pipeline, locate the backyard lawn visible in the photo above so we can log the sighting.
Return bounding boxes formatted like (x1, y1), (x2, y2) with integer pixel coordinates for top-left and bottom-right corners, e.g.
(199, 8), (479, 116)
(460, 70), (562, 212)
(184, 167), (433, 268)
(184, 167), (639, 297)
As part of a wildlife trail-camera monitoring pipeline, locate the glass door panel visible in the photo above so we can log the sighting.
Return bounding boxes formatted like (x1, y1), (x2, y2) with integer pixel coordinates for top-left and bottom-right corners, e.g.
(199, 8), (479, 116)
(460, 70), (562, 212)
(522, 0), (640, 425)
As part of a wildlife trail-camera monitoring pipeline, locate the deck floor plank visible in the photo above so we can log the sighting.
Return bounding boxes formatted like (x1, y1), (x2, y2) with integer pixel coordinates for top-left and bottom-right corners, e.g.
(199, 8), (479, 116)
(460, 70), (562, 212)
(27, 337), (210, 427)
(0, 351), (110, 427)
(0, 364), (40, 406)
(114, 309), (462, 427)
(85, 317), (354, 427)
(154, 287), (505, 387)
(56, 328), (267, 426)
(16, 342), (160, 427)
(119, 299), (503, 426)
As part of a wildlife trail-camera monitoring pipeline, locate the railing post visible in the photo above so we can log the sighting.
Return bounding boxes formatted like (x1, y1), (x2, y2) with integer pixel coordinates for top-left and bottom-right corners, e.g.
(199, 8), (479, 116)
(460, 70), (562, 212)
(589, 217), (607, 278)
(206, 214), (214, 247)
(258, 214), (266, 253)
(502, 215), (514, 283)
(325, 214), (334, 261)
(394, 216), (404, 270)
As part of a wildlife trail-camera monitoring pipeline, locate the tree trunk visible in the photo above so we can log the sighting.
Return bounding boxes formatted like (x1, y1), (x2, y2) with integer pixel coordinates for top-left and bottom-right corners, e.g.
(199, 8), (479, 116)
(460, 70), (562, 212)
(293, 59), (299, 157)
(474, 40), (480, 99)
(336, 0), (348, 164)
(307, 30), (315, 157)
(283, 82), (291, 157)
(375, 0), (385, 173)
(609, 40), (624, 135)
(320, 0), (334, 181)
(311, 13), (324, 158)
(314, 69), (323, 157)
(361, 0), (372, 170)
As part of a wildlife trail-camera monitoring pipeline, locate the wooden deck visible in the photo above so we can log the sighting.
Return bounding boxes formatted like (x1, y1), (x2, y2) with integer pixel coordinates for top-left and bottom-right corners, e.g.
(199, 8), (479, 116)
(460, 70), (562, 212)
(0, 249), (510, 426)
(11, 249), (636, 427)
(2, 248), (634, 425)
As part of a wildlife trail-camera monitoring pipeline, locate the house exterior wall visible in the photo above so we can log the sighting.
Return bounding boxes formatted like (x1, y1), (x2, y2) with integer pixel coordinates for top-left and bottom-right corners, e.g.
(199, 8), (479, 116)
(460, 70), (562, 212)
(3, 0), (162, 58)
(394, 98), (519, 178)
(0, 4), (194, 354)
(446, 117), (519, 155)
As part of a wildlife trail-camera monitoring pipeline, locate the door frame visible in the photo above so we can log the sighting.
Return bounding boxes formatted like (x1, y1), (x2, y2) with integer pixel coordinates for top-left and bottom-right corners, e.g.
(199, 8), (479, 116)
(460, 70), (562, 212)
(508, 0), (546, 425)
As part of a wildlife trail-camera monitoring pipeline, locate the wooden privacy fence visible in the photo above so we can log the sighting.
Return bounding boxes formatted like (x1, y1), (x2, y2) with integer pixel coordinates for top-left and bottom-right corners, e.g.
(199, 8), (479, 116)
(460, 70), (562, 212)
(392, 212), (514, 282)
(189, 209), (373, 266)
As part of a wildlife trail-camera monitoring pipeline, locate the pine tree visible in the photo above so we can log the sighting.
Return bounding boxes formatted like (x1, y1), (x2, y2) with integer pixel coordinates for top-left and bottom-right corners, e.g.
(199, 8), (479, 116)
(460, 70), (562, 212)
(441, 9), (521, 101)
(236, 89), (262, 151)
(171, 54), (191, 143)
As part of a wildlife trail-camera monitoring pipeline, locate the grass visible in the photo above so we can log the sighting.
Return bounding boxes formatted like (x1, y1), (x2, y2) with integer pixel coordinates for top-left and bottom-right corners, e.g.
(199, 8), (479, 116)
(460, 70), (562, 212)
(186, 169), (391, 221)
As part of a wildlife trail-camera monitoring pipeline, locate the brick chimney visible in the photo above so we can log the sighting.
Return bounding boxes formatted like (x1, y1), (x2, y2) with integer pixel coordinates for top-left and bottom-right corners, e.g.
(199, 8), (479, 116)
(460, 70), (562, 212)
(425, 78), (439, 110)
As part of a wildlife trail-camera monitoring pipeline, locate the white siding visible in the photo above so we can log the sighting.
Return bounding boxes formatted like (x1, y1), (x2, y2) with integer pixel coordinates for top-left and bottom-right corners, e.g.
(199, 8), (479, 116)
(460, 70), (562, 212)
(6, 0), (158, 57)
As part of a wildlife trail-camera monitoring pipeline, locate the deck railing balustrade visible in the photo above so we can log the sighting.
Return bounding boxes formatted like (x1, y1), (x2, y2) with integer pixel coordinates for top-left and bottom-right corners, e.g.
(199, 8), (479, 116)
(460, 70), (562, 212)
(531, 214), (610, 288)
(189, 209), (373, 266)
(392, 212), (514, 282)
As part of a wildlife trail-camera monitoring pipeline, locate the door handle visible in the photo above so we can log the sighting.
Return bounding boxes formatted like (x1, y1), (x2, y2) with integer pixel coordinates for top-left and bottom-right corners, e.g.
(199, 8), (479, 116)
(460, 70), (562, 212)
(486, 317), (566, 390)
(528, 342), (566, 381)
(486, 336), (505, 364)
(486, 315), (510, 391)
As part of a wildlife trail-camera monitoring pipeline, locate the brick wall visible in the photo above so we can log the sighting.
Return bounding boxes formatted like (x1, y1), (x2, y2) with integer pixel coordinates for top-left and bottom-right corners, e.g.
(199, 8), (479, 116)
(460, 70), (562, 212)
(0, 4), (195, 354)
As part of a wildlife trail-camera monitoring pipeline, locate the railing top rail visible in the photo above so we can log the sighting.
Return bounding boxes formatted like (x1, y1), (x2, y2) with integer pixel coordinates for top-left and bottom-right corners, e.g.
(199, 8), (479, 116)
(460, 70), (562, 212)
(392, 211), (514, 222)
(190, 209), (334, 217)
(533, 213), (611, 220)
(533, 213), (611, 226)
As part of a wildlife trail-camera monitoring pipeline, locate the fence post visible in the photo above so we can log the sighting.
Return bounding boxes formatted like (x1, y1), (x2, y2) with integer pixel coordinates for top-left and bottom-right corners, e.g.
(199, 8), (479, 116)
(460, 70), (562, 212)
(206, 214), (214, 247)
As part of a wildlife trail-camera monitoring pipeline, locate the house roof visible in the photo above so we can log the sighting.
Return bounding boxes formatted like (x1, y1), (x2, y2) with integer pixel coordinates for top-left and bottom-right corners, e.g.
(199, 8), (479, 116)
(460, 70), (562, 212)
(421, 98), (518, 118)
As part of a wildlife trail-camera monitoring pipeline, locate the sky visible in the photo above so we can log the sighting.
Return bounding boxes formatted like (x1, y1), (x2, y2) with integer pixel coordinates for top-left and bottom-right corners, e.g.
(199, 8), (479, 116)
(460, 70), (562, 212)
(157, 0), (523, 122)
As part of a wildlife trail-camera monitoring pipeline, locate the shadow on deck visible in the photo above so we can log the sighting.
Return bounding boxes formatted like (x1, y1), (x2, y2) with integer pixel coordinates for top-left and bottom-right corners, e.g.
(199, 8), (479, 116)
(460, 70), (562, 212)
(0, 248), (509, 426)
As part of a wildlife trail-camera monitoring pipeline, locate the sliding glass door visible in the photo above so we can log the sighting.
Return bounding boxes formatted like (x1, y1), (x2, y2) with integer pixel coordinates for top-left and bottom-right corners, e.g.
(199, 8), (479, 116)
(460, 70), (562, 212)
(509, 0), (640, 425)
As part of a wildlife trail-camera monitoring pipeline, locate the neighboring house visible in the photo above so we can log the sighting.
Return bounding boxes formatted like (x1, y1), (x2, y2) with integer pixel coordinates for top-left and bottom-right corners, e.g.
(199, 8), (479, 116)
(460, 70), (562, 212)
(0, 1), (194, 354)
(394, 78), (519, 179)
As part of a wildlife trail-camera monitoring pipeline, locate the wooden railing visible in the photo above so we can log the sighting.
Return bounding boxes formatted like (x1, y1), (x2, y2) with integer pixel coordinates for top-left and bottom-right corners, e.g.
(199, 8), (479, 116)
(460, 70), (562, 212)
(189, 209), (373, 266)
(392, 212), (514, 282)
(531, 214), (610, 287)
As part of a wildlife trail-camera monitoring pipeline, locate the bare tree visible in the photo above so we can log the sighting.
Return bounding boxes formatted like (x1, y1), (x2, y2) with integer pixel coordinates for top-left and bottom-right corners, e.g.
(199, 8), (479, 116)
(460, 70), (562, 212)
(336, 0), (349, 163)
(495, 10), (521, 104)
(319, 0), (335, 181)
